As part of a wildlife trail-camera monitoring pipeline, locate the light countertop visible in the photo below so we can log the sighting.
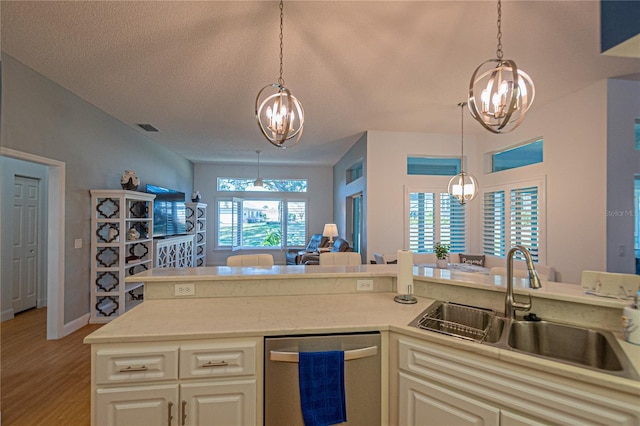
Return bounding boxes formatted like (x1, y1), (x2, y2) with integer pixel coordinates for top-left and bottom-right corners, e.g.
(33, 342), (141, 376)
(85, 291), (640, 394)
(129, 264), (632, 310)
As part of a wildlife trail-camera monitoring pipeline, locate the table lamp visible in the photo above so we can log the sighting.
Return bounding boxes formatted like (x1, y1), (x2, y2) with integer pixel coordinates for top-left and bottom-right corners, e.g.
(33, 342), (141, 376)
(323, 223), (339, 244)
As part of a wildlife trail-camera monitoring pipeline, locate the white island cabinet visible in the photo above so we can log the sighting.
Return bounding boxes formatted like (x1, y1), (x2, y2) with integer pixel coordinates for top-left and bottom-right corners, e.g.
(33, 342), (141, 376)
(393, 333), (640, 425)
(92, 338), (260, 426)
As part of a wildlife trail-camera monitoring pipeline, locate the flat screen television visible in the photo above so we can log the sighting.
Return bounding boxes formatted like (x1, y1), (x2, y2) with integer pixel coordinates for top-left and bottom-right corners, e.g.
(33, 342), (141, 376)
(146, 184), (187, 238)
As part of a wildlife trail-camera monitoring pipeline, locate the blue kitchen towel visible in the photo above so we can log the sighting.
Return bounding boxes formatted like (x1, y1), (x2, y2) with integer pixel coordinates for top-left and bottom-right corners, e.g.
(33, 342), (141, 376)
(298, 350), (347, 426)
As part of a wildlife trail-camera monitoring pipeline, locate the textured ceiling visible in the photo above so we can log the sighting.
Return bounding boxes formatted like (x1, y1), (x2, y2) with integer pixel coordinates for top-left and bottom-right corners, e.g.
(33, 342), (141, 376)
(2, 1), (639, 165)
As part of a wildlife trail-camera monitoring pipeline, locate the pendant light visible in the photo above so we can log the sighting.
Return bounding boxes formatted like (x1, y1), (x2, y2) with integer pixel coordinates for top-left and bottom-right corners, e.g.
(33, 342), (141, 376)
(468, 0), (535, 134)
(448, 102), (478, 205)
(254, 150), (263, 187)
(255, 0), (304, 149)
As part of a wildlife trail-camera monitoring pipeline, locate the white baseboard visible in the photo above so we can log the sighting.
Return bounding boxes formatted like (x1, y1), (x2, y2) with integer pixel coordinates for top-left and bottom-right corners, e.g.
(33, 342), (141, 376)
(62, 313), (90, 337)
(1, 308), (15, 322)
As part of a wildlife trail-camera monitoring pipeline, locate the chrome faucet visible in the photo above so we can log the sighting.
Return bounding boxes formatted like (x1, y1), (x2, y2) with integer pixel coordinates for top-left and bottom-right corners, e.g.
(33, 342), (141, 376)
(505, 245), (542, 319)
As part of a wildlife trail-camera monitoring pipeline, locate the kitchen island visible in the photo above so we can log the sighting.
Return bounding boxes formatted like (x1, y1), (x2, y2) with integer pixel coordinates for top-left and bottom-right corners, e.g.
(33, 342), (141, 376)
(85, 265), (640, 425)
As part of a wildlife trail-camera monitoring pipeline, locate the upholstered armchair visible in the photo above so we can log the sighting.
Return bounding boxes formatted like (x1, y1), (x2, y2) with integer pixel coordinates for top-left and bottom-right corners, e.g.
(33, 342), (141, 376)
(300, 238), (354, 265)
(285, 234), (329, 265)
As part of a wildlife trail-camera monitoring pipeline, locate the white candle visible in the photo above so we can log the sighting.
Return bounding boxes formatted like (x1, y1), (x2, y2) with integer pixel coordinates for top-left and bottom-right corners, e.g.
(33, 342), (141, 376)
(397, 250), (414, 295)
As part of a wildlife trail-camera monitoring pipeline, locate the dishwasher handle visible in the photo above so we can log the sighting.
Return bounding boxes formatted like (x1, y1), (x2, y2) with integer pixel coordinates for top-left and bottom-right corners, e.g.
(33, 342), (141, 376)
(269, 346), (378, 363)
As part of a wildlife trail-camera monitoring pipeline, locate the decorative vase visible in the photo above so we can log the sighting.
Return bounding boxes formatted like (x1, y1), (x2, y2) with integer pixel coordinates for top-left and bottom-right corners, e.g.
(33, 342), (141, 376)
(436, 258), (448, 269)
(191, 190), (201, 202)
(127, 227), (140, 241)
(121, 170), (139, 191)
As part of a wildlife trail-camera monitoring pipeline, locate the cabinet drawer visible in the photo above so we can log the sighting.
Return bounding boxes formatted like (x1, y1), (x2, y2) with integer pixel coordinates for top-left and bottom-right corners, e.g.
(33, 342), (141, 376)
(96, 345), (179, 385)
(180, 339), (257, 379)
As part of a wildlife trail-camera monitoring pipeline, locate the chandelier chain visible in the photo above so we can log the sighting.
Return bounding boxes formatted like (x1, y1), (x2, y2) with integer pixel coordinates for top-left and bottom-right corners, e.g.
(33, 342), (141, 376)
(278, 0), (285, 86)
(459, 102), (466, 165)
(496, 0), (503, 59)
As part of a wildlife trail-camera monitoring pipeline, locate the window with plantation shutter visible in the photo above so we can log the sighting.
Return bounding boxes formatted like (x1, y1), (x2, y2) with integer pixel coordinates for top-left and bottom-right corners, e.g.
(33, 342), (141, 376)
(407, 189), (466, 253)
(231, 198), (242, 251)
(510, 186), (539, 261)
(482, 179), (544, 262)
(440, 193), (466, 253)
(219, 198), (307, 249)
(409, 192), (435, 252)
(217, 200), (233, 247)
(483, 190), (506, 257)
(286, 201), (306, 246)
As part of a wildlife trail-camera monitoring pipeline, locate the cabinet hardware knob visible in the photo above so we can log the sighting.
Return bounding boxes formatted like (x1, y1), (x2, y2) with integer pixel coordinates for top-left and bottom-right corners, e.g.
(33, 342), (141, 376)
(202, 360), (228, 368)
(119, 365), (148, 372)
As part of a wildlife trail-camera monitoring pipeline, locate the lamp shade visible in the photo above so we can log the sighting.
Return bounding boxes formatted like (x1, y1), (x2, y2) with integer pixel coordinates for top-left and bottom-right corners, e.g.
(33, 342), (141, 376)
(323, 223), (339, 238)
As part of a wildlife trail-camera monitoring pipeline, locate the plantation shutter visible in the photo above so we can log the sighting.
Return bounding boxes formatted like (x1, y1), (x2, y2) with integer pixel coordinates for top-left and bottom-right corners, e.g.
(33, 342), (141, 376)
(286, 201), (307, 246)
(231, 198), (242, 251)
(483, 190), (506, 257)
(409, 192), (436, 252)
(440, 193), (466, 252)
(510, 186), (539, 261)
(217, 200), (233, 247)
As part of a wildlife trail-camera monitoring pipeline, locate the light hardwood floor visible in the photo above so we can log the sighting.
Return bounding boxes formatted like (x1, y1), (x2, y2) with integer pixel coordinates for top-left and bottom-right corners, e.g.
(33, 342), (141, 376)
(1, 308), (102, 425)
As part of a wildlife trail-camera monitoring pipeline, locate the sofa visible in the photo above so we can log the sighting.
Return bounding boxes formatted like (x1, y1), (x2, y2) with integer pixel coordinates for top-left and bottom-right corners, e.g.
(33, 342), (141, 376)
(285, 234), (329, 265)
(300, 238), (354, 265)
(412, 252), (556, 282)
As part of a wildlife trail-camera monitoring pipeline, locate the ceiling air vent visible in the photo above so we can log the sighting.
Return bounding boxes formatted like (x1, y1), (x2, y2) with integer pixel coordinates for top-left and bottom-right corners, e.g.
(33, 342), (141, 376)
(136, 123), (159, 132)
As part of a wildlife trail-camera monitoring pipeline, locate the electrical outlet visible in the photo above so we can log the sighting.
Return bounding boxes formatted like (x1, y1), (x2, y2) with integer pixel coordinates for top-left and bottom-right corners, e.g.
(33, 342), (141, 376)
(174, 283), (195, 296)
(356, 279), (374, 291)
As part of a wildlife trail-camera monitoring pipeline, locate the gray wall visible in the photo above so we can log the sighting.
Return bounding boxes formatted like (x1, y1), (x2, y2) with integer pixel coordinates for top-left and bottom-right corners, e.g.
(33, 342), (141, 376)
(607, 78), (640, 274)
(333, 134), (367, 261)
(0, 54), (194, 323)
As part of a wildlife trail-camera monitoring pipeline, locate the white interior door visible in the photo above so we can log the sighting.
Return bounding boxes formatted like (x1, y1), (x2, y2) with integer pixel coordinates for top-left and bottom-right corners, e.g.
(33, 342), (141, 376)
(12, 175), (39, 314)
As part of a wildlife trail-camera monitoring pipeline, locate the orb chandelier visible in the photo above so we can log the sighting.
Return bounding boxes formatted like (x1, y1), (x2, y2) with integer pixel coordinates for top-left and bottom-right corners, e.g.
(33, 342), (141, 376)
(448, 102), (478, 205)
(255, 0), (304, 149)
(468, 0), (535, 134)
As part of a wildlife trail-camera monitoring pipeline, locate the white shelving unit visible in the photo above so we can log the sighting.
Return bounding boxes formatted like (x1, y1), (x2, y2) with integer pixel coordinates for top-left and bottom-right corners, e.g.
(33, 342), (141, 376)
(186, 202), (207, 266)
(153, 234), (195, 268)
(89, 190), (155, 323)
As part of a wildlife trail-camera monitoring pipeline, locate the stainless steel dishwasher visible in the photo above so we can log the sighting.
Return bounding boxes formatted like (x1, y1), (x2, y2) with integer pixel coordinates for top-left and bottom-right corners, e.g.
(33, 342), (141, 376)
(264, 332), (381, 425)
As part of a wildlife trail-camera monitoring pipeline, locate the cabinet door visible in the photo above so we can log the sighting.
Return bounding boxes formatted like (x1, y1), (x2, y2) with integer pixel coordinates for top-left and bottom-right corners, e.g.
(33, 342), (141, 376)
(399, 372), (499, 426)
(180, 379), (256, 426)
(96, 384), (179, 426)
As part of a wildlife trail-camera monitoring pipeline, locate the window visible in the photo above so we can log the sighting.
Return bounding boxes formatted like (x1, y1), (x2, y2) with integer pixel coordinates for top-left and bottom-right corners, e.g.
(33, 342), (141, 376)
(346, 161), (363, 184)
(635, 119), (640, 151)
(407, 190), (466, 253)
(217, 178), (307, 192)
(491, 139), (543, 172)
(216, 178), (308, 249)
(407, 157), (461, 176)
(217, 198), (307, 249)
(483, 180), (544, 262)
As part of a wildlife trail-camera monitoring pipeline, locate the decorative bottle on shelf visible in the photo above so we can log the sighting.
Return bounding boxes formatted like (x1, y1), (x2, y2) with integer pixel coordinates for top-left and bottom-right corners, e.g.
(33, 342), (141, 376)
(121, 170), (140, 191)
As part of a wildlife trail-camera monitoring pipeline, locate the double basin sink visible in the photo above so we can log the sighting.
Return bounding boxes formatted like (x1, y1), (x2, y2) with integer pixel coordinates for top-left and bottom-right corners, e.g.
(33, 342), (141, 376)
(409, 301), (638, 380)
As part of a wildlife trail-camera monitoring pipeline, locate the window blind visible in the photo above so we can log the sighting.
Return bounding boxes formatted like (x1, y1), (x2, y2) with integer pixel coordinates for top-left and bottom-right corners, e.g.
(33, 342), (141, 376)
(409, 192), (435, 252)
(408, 191), (466, 253)
(510, 186), (539, 261)
(483, 190), (506, 257)
(440, 193), (466, 253)
(286, 201), (307, 246)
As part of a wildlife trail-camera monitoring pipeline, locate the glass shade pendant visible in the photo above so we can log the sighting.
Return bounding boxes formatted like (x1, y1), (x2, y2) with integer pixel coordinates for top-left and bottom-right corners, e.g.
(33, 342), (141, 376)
(448, 102), (478, 205)
(255, 0), (304, 149)
(468, 0), (534, 134)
